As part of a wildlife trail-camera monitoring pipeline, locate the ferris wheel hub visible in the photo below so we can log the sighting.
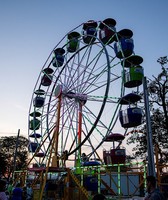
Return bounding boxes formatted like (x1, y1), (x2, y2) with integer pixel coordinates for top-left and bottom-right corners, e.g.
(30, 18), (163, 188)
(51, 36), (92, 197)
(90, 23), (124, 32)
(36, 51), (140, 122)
(64, 91), (87, 104)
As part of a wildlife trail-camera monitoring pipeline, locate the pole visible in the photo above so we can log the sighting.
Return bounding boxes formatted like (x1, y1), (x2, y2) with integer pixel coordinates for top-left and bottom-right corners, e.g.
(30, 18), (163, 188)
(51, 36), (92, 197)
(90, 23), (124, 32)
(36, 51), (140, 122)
(75, 102), (83, 173)
(143, 77), (156, 177)
(13, 129), (20, 177)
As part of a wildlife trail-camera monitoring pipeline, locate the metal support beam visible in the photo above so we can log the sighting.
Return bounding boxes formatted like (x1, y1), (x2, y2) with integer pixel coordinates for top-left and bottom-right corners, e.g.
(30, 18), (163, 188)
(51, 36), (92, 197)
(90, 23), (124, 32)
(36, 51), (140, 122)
(143, 76), (156, 177)
(13, 129), (20, 178)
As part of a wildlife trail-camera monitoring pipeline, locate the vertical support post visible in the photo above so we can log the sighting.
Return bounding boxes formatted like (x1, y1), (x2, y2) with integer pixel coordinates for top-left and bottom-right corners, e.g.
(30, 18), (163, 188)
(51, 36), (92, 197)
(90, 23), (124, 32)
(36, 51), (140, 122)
(76, 102), (82, 173)
(98, 167), (101, 194)
(66, 168), (70, 200)
(81, 167), (83, 186)
(118, 164), (121, 199)
(143, 162), (147, 194)
(54, 94), (62, 167)
(39, 94), (62, 200)
(78, 102), (82, 159)
(143, 76), (156, 177)
(13, 129), (20, 178)
(155, 144), (161, 186)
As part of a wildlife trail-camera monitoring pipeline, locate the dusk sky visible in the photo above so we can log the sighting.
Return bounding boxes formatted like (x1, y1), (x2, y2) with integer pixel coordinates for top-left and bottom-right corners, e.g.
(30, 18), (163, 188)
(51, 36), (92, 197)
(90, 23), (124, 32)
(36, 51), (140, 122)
(0, 0), (167, 143)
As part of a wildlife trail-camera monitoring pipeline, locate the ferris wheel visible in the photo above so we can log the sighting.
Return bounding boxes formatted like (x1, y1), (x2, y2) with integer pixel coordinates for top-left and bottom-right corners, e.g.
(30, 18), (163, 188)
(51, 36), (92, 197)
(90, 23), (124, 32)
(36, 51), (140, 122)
(28, 18), (143, 168)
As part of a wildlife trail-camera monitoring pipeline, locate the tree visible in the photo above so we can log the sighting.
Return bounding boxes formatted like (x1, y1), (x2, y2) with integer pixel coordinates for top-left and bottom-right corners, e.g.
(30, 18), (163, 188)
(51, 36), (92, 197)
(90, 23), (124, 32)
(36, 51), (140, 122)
(0, 152), (8, 178)
(0, 135), (29, 179)
(126, 56), (168, 162)
(149, 56), (168, 132)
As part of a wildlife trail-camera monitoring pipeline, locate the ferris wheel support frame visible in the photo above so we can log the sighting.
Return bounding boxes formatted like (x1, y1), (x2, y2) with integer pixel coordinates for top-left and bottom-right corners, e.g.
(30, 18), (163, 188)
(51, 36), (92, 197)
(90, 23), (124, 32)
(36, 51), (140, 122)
(143, 76), (156, 177)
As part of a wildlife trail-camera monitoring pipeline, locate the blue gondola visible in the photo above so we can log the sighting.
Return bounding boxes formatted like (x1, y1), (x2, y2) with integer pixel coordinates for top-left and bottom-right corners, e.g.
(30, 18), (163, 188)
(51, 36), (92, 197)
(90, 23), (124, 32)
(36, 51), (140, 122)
(53, 48), (65, 67)
(82, 20), (98, 44)
(119, 107), (143, 128)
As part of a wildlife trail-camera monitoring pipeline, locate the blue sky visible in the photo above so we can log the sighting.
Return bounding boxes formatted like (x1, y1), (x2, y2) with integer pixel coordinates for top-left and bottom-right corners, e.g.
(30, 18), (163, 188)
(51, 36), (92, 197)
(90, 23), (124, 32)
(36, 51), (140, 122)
(0, 0), (168, 138)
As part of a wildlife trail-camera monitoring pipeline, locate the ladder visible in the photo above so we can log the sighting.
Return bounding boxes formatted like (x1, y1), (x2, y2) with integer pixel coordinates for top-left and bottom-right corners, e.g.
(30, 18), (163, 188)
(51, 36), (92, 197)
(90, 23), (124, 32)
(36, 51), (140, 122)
(69, 170), (91, 200)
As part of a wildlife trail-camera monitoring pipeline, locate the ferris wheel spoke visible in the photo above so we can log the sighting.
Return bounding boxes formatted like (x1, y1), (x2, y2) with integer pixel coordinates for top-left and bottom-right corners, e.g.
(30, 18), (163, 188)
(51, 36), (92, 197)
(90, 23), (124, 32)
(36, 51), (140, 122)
(82, 131), (101, 160)
(83, 105), (110, 133)
(78, 49), (104, 91)
(65, 63), (108, 96)
(60, 102), (77, 151)
(65, 49), (104, 93)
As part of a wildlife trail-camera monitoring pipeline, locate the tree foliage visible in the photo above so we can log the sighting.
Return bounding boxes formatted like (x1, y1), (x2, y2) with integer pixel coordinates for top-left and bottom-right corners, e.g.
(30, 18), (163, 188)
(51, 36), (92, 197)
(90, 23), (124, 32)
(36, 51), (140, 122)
(126, 57), (168, 162)
(0, 152), (8, 178)
(0, 135), (29, 179)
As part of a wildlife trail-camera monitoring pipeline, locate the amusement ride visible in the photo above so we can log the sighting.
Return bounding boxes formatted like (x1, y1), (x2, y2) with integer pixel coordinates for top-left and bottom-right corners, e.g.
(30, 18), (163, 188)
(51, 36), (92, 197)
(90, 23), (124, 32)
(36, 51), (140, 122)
(14, 18), (164, 200)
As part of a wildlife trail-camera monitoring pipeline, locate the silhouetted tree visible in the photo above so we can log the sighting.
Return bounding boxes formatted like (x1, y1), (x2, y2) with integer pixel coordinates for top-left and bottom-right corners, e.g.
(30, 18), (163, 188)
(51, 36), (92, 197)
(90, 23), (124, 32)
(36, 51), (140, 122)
(0, 136), (29, 179)
(126, 56), (168, 162)
(0, 152), (8, 178)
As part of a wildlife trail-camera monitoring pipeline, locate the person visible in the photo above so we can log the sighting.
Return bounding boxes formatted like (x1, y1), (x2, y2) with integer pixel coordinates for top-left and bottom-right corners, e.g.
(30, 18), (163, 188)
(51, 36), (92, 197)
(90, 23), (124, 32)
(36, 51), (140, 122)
(144, 175), (165, 200)
(44, 181), (49, 199)
(0, 179), (8, 200)
(5, 192), (9, 200)
(22, 186), (27, 200)
(26, 183), (33, 200)
(92, 193), (106, 200)
(7, 180), (13, 199)
(58, 180), (64, 199)
(11, 183), (23, 200)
